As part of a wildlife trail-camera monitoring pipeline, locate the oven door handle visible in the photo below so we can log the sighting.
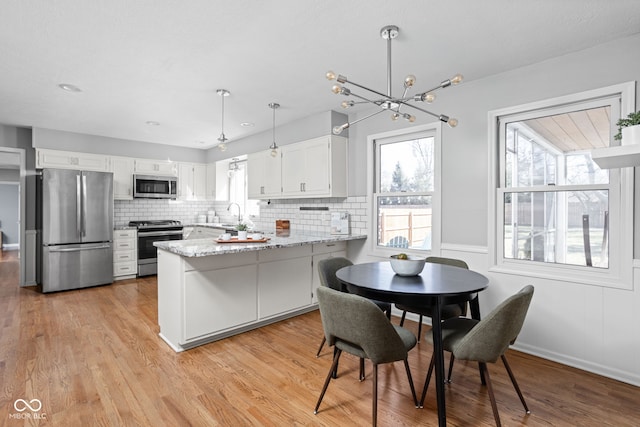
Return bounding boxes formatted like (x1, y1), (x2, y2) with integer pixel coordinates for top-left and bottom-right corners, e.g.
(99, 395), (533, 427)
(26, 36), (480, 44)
(138, 230), (183, 237)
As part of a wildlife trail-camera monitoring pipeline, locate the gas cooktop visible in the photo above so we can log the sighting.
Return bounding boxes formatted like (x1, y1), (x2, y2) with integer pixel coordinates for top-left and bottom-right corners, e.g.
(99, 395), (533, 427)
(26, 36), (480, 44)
(129, 220), (182, 229)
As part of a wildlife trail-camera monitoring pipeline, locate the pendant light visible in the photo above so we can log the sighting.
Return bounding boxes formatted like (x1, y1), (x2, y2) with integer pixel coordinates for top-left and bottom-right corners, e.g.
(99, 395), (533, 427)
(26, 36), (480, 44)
(327, 25), (462, 134)
(217, 89), (230, 151)
(268, 102), (280, 157)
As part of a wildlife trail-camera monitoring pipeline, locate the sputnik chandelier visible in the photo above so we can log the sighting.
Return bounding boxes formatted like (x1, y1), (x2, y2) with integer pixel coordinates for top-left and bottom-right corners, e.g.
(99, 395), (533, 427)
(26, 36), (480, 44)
(327, 25), (463, 135)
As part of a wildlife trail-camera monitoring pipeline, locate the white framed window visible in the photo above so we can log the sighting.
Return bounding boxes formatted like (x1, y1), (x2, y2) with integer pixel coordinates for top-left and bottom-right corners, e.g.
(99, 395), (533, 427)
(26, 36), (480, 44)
(368, 123), (441, 257)
(488, 82), (635, 289)
(228, 160), (259, 218)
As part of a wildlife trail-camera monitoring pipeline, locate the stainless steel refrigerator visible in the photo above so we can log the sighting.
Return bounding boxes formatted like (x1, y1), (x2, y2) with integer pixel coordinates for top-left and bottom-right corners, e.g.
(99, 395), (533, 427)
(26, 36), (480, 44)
(38, 168), (114, 292)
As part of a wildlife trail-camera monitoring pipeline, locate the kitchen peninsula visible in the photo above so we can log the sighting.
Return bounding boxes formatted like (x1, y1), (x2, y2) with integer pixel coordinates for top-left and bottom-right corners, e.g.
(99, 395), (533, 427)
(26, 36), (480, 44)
(154, 233), (366, 351)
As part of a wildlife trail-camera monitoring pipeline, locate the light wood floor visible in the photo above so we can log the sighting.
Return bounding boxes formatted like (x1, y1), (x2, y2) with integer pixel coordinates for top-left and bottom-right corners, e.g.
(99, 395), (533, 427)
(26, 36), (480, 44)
(1, 249), (639, 426)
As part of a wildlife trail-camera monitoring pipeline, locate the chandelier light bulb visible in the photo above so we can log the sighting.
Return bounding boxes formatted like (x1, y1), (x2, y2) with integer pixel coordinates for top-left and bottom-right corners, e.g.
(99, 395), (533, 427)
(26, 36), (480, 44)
(341, 100), (353, 109)
(332, 84), (342, 94)
(333, 123), (349, 135)
(391, 113), (400, 121)
(423, 92), (436, 103)
(218, 142), (227, 151)
(326, 71), (336, 81)
(451, 74), (464, 85)
(403, 113), (416, 123)
(447, 117), (458, 128)
(404, 74), (416, 88)
(270, 148), (278, 157)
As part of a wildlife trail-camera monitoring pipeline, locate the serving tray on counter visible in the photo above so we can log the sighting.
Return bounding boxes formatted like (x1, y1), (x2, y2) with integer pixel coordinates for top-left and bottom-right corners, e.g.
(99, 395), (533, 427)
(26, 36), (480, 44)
(215, 237), (270, 243)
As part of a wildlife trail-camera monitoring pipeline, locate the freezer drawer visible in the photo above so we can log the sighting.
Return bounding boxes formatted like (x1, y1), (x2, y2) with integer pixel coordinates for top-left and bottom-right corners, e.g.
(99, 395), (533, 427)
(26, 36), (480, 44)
(42, 243), (113, 292)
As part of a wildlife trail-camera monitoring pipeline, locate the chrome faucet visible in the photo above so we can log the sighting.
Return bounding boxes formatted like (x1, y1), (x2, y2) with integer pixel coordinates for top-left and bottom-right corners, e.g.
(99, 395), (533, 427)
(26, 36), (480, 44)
(227, 202), (242, 223)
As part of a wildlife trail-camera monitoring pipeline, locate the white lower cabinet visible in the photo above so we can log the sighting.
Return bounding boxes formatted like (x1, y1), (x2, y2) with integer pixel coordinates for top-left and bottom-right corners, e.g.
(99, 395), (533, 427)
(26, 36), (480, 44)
(113, 229), (137, 279)
(184, 265), (258, 341)
(311, 241), (347, 303)
(157, 242), (339, 352)
(258, 246), (313, 318)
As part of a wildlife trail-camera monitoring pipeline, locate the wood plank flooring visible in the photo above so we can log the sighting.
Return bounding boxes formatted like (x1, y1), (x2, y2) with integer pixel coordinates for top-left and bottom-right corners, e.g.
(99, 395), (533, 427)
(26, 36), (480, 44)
(1, 249), (639, 426)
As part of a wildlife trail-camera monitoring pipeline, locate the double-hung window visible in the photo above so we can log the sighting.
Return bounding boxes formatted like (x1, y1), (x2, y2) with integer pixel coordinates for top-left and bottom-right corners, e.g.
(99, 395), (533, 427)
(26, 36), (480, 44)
(369, 123), (441, 255)
(489, 82), (635, 289)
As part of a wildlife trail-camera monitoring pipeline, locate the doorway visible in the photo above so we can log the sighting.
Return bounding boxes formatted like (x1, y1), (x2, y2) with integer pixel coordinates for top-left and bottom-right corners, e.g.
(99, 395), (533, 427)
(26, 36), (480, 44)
(0, 147), (26, 286)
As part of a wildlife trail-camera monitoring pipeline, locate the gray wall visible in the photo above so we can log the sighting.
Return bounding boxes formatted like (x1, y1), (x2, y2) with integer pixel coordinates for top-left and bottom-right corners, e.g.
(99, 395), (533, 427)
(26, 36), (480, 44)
(347, 32), (640, 253)
(0, 184), (19, 245)
(205, 110), (348, 163)
(33, 128), (206, 163)
(0, 125), (35, 230)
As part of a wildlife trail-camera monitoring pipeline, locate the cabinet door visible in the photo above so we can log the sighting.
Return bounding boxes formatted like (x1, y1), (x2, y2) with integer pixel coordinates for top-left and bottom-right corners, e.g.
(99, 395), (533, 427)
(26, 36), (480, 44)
(36, 149), (109, 172)
(247, 152), (265, 199)
(247, 150), (282, 199)
(205, 163), (216, 200)
(281, 144), (308, 196)
(299, 137), (330, 196)
(134, 159), (176, 176)
(178, 163), (194, 200)
(184, 265), (258, 342)
(193, 164), (207, 200)
(258, 256), (312, 318)
(111, 156), (134, 200)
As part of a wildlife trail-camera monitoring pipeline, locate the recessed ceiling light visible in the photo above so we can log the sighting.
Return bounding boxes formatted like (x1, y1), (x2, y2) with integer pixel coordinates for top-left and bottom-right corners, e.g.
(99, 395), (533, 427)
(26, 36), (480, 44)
(240, 122), (254, 127)
(145, 121), (160, 126)
(58, 83), (82, 92)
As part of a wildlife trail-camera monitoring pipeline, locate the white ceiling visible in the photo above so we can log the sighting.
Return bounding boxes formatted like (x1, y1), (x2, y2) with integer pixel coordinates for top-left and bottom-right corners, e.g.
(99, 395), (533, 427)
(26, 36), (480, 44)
(1, 0), (639, 149)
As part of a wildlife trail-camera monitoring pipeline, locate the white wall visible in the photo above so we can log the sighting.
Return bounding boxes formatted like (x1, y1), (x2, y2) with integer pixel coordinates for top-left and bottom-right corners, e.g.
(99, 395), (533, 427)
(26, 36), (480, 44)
(346, 33), (640, 386)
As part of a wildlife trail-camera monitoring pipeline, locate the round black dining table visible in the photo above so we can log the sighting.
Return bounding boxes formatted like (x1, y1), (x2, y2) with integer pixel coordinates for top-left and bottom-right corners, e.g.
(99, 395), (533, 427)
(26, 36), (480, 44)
(336, 261), (489, 427)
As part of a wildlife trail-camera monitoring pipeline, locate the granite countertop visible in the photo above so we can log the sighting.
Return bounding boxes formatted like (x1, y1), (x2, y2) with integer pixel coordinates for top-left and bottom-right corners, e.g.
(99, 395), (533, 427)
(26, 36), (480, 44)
(114, 225), (137, 230)
(154, 233), (367, 257)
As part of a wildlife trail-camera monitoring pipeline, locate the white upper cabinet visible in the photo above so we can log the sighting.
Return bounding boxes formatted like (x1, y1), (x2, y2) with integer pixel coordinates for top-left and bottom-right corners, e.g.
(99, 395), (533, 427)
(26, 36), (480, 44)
(205, 163), (216, 200)
(247, 150), (282, 199)
(36, 148), (109, 172)
(280, 135), (347, 199)
(133, 158), (177, 176)
(110, 156), (135, 200)
(178, 163), (207, 200)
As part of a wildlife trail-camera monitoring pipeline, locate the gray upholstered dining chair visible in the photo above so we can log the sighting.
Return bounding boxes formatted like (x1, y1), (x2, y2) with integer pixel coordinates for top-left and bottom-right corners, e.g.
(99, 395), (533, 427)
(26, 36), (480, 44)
(315, 257), (392, 358)
(396, 256), (470, 342)
(419, 285), (535, 427)
(314, 286), (418, 427)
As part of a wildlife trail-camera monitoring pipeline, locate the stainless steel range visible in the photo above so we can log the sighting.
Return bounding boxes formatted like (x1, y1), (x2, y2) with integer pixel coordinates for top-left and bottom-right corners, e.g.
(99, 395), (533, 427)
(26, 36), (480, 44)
(129, 220), (183, 276)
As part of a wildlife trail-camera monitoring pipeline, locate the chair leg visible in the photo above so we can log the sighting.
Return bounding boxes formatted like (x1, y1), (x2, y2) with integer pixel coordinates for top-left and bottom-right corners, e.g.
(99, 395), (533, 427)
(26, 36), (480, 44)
(417, 315), (423, 342)
(315, 349), (342, 415)
(331, 347), (340, 379)
(446, 354), (455, 383)
(359, 358), (365, 381)
(419, 354), (435, 408)
(372, 363), (378, 427)
(316, 336), (326, 357)
(480, 363), (502, 427)
(501, 354), (530, 414)
(403, 359), (419, 408)
(385, 307), (392, 320)
(399, 310), (407, 326)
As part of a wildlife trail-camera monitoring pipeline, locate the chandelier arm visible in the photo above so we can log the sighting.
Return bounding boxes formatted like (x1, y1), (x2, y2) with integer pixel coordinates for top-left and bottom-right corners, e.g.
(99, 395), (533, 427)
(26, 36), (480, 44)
(349, 91), (384, 105)
(341, 79), (391, 100)
(399, 101), (442, 119)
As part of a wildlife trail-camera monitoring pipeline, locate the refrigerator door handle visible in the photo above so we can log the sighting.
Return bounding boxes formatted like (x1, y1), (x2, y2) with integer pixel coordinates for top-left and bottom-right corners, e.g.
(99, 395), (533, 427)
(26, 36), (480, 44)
(82, 173), (88, 237)
(48, 244), (112, 253)
(76, 174), (82, 237)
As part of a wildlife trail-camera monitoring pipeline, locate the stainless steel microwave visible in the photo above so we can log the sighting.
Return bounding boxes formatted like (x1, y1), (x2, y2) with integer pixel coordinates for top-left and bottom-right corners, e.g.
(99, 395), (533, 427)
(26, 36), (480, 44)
(133, 174), (178, 199)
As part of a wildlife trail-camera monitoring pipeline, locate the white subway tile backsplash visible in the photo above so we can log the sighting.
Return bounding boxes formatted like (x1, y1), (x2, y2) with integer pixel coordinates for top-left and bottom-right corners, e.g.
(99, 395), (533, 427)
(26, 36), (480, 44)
(115, 196), (369, 235)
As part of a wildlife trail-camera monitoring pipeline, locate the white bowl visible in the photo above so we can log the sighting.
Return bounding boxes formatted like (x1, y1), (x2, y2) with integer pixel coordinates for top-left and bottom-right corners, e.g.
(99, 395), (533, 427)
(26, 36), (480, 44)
(389, 254), (426, 276)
